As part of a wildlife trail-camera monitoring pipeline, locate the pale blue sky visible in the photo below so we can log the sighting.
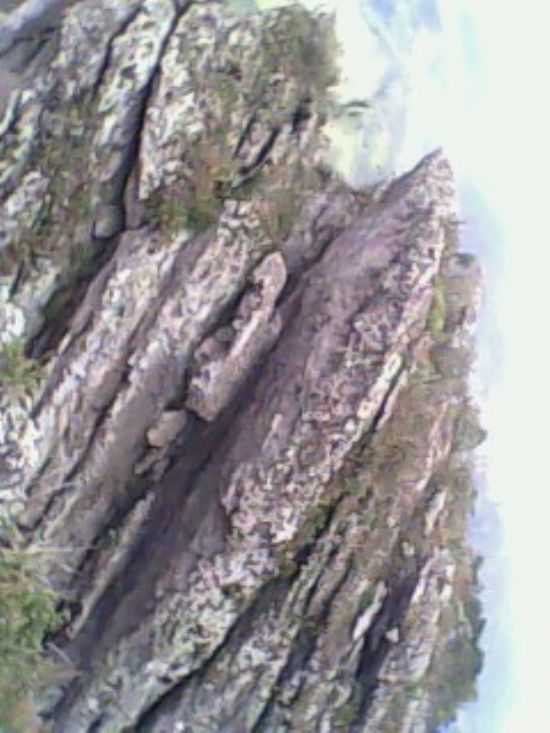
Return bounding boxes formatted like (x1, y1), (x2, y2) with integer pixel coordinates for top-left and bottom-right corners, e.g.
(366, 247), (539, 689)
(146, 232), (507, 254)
(442, 2), (550, 731)
(389, 2), (550, 729)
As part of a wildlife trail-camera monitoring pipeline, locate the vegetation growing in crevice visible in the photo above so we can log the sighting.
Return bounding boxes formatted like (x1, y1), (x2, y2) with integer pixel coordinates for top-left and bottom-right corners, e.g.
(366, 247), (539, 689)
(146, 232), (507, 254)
(0, 340), (43, 395)
(255, 4), (341, 117)
(427, 276), (447, 341)
(0, 94), (96, 283)
(255, 183), (300, 246)
(0, 523), (64, 732)
(334, 688), (362, 729)
(385, 395), (485, 731)
(146, 4), (341, 239)
(35, 98), (94, 255)
(145, 129), (237, 236)
(452, 401), (487, 452)
(422, 472), (485, 731)
(254, 158), (320, 247)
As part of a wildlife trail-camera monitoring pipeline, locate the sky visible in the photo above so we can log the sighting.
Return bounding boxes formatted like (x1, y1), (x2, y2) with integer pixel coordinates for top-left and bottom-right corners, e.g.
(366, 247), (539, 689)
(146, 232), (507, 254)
(440, 2), (550, 731)
(378, 2), (550, 729)
(254, 0), (550, 730)
(373, 2), (550, 730)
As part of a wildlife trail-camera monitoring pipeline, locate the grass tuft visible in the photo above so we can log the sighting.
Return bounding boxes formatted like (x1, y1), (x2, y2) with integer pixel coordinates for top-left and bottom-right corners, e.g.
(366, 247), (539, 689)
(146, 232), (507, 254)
(0, 341), (43, 395)
(0, 524), (63, 732)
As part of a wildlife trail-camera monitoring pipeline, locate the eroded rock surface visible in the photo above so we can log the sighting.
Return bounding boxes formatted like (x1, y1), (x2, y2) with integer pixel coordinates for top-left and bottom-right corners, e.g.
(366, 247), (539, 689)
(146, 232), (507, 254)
(0, 2), (485, 732)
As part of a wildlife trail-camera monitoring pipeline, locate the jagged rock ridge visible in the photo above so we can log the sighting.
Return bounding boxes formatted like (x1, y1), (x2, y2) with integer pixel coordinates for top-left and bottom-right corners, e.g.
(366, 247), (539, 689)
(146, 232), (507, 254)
(0, 2), (485, 732)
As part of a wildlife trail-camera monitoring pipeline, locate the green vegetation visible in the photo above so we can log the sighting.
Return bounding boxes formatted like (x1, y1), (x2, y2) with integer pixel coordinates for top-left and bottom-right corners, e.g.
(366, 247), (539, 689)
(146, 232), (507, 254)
(278, 554), (298, 578)
(0, 525), (63, 732)
(427, 277), (447, 341)
(453, 402), (487, 452)
(145, 187), (196, 235)
(42, 287), (73, 326)
(418, 444), (485, 731)
(253, 153), (328, 248)
(425, 602), (484, 731)
(332, 216), (485, 730)
(35, 100), (93, 255)
(147, 4), (341, 239)
(259, 4), (341, 115)
(334, 696), (360, 728)
(146, 131), (236, 236)
(256, 184), (300, 246)
(0, 95), (94, 280)
(379, 690), (409, 733)
(0, 341), (43, 395)
(431, 342), (475, 379)
(144, 96), (239, 236)
(275, 493), (333, 580)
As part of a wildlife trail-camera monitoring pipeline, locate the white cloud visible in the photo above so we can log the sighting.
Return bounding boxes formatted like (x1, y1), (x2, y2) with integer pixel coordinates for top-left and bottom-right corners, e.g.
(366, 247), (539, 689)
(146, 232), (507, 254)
(437, 2), (550, 731)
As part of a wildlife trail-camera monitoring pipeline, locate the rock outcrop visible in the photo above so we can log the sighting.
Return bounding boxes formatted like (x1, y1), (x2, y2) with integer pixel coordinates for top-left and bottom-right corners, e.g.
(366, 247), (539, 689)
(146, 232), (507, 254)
(0, 2), (485, 732)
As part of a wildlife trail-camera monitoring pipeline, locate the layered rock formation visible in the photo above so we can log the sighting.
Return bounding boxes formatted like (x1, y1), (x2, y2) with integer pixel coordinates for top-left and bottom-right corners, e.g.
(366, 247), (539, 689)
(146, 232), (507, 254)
(0, 2), (485, 732)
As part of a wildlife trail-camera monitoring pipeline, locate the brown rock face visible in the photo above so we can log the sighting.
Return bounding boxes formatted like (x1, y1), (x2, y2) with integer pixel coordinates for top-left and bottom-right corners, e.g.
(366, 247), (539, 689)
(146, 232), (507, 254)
(0, 2), (485, 732)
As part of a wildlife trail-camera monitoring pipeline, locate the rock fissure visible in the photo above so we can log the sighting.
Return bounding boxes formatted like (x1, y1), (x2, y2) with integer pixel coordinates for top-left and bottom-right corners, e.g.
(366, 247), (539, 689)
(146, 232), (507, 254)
(89, 6), (144, 102)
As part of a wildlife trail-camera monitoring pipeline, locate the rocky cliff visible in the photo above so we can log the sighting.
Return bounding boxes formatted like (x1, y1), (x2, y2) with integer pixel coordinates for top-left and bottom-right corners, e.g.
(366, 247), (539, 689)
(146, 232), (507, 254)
(0, 2), (485, 732)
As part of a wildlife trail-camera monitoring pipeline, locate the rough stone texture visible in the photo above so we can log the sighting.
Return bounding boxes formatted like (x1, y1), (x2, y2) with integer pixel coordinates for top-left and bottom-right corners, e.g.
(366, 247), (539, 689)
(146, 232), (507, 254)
(186, 251), (287, 421)
(0, 2), (485, 732)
